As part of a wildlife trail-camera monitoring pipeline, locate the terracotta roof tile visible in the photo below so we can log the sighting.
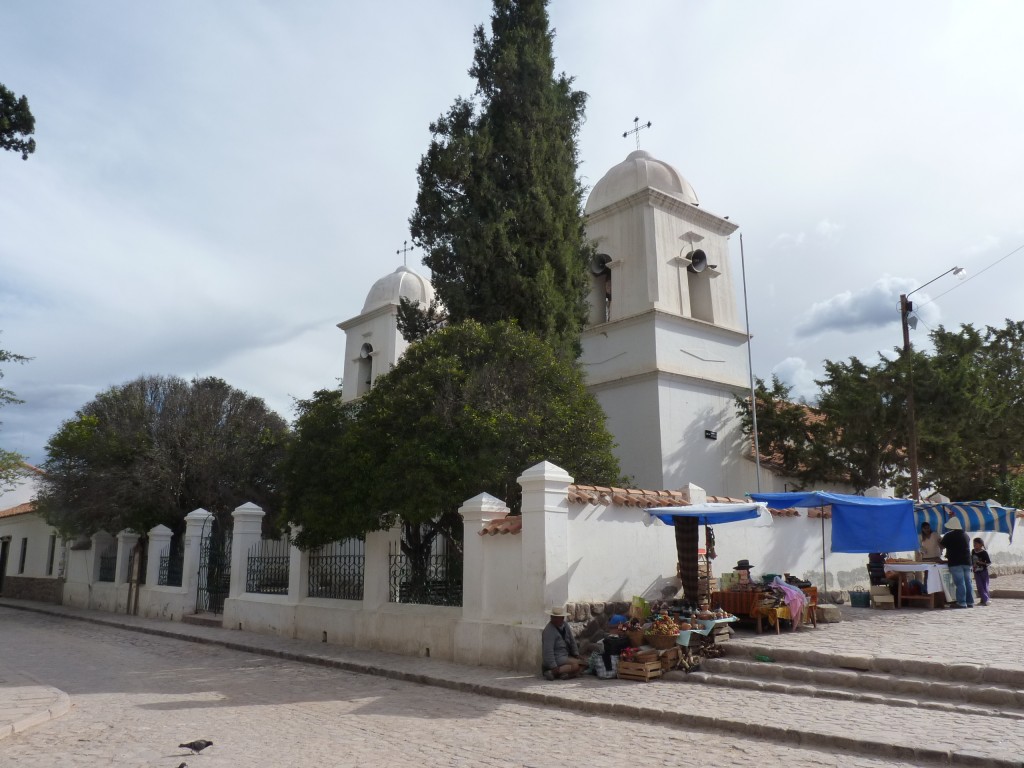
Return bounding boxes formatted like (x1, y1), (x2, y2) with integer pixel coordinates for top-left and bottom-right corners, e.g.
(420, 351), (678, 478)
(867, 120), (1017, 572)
(479, 515), (523, 536)
(478, 484), (789, 536)
(0, 501), (35, 519)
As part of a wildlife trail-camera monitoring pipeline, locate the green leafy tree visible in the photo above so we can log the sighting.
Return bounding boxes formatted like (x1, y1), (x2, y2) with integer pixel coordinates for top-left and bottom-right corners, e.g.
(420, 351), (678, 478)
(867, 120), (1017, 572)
(0, 84), (36, 160)
(409, 0), (592, 357)
(738, 319), (1024, 501)
(282, 321), (622, 563)
(735, 376), (820, 489)
(0, 339), (30, 491)
(814, 356), (904, 491)
(396, 296), (448, 343)
(917, 320), (1024, 500)
(37, 375), (289, 537)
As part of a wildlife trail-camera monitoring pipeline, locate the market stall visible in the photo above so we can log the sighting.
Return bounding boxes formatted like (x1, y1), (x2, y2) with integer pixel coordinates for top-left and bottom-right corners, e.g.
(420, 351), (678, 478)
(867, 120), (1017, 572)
(915, 500), (1018, 540)
(650, 502), (819, 633)
(749, 491), (917, 592)
(648, 501), (773, 605)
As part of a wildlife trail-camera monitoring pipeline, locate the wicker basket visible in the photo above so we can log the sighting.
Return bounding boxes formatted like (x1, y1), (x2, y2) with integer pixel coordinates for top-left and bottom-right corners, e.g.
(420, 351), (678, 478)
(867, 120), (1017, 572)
(646, 633), (679, 650)
(625, 629), (645, 647)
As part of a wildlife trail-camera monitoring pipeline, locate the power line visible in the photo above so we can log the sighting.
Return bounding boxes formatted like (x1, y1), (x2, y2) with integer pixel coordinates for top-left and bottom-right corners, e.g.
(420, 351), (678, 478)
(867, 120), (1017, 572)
(916, 241), (1024, 309)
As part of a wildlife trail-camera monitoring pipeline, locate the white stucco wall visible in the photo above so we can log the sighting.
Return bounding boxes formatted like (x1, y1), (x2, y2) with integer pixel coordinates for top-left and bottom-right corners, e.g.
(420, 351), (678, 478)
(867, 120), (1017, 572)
(565, 502), (678, 602)
(0, 514), (61, 579)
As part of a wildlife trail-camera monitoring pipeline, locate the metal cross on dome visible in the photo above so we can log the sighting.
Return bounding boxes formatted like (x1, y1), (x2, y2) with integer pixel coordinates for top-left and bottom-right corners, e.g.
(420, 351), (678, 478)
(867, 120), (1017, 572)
(622, 116), (652, 149)
(396, 240), (414, 267)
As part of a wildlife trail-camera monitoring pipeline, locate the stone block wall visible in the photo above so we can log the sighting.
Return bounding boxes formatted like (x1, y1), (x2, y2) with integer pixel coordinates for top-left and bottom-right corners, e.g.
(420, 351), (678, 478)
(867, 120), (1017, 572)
(1, 575), (63, 604)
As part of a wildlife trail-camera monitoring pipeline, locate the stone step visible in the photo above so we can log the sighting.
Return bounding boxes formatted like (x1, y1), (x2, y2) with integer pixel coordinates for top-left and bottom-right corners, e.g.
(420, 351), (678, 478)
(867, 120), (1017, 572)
(689, 664), (1024, 721)
(700, 656), (1024, 709)
(723, 641), (1024, 688)
(181, 612), (223, 628)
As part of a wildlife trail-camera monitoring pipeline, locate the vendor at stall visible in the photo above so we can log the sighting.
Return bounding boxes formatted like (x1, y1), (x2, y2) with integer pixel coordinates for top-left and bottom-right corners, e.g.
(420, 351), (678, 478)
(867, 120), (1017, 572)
(734, 559), (756, 587)
(917, 522), (942, 561)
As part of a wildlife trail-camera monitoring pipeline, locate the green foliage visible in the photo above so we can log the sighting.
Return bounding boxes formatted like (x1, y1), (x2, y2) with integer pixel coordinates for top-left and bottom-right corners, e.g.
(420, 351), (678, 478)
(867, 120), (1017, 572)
(36, 375), (289, 537)
(0, 83), (36, 160)
(409, 0), (592, 357)
(735, 376), (822, 490)
(278, 389), (376, 548)
(738, 319), (1024, 501)
(396, 296), (448, 343)
(814, 357), (904, 491)
(282, 321), (622, 549)
(917, 320), (1024, 500)
(0, 339), (30, 491)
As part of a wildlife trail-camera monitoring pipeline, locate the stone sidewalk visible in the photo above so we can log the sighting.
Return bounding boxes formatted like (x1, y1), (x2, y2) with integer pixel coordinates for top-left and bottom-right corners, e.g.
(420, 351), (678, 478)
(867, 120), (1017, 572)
(3, 580), (1024, 766)
(0, 665), (70, 741)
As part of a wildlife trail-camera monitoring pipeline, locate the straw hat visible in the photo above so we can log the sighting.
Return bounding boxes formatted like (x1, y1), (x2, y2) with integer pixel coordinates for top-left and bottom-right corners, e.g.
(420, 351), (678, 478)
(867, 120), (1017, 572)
(549, 606), (567, 617)
(944, 518), (963, 531)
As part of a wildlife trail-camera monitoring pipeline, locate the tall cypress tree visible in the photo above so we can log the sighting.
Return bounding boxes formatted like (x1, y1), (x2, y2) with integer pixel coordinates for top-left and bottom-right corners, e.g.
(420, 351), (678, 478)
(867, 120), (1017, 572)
(409, 0), (591, 356)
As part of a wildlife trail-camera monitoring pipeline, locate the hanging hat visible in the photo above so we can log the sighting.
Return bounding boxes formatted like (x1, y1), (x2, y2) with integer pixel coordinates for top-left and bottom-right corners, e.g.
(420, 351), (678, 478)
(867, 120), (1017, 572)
(944, 518), (963, 531)
(733, 559), (755, 570)
(549, 606), (567, 617)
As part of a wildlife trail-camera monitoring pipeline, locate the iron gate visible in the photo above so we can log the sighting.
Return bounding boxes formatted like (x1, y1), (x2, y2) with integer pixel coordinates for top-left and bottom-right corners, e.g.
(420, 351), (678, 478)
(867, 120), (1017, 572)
(196, 515), (232, 615)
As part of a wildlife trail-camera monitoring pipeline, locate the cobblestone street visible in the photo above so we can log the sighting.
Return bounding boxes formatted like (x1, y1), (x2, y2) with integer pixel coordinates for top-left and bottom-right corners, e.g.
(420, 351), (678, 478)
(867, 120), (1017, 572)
(0, 608), (940, 768)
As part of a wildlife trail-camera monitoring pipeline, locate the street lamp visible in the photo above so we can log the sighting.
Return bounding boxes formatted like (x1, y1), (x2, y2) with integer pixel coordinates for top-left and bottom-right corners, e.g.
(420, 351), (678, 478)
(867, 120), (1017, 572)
(899, 266), (967, 500)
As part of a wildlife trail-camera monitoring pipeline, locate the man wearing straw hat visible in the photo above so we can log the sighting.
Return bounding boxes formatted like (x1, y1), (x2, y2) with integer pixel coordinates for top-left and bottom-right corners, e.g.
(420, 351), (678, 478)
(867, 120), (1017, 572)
(541, 606), (582, 680)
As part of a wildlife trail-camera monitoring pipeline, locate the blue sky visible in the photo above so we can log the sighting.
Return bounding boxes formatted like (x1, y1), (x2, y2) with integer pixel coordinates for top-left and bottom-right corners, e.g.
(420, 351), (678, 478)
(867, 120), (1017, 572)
(2, 1), (1023, 466)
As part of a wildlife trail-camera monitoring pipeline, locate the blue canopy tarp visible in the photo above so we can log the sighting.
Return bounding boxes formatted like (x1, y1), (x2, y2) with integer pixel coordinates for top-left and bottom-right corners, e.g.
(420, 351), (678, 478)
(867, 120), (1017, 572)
(915, 501), (1017, 541)
(649, 502), (772, 527)
(749, 491), (917, 554)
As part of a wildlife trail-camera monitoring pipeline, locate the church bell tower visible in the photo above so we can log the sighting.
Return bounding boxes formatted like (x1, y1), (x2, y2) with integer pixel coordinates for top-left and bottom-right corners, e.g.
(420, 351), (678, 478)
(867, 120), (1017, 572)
(580, 150), (753, 496)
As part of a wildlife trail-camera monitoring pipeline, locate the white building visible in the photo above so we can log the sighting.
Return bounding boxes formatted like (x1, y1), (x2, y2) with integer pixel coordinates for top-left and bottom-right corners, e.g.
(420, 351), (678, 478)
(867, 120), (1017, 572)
(0, 464), (64, 603)
(580, 150), (758, 497)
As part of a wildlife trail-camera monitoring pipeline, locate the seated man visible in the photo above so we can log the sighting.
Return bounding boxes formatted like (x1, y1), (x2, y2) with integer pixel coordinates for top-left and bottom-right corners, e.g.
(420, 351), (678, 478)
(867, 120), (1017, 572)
(541, 606), (582, 680)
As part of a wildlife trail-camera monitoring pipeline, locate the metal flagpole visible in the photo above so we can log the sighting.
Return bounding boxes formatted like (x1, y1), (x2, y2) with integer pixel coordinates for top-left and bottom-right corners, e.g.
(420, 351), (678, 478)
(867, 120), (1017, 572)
(740, 234), (762, 492)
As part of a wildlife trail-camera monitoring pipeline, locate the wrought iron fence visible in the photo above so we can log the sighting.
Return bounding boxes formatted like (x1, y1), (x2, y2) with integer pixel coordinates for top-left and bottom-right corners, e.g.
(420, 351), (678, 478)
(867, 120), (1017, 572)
(157, 543), (183, 587)
(246, 538), (291, 595)
(388, 537), (462, 606)
(308, 538), (365, 600)
(98, 545), (117, 582)
(197, 524), (231, 615)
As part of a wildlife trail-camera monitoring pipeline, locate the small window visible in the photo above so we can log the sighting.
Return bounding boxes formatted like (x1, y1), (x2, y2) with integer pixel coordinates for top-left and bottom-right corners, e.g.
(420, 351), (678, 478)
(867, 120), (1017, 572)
(46, 534), (57, 576)
(18, 537), (28, 574)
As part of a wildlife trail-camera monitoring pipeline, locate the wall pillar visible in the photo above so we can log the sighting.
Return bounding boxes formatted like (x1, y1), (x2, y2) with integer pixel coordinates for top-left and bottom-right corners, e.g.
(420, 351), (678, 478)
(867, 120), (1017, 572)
(287, 526), (304, 603)
(459, 492), (509, 621)
(183, 508), (214, 612)
(229, 502), (265, 599)
(362, 525), (400, 611)
(518, 461), (573, 624)
(145, 524), (173, 587)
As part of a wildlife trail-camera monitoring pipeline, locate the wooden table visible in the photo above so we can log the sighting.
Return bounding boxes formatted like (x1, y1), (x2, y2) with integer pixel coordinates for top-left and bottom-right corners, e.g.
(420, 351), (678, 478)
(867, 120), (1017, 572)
(883, 562), (952, 608)
(712, 587), (817, 633)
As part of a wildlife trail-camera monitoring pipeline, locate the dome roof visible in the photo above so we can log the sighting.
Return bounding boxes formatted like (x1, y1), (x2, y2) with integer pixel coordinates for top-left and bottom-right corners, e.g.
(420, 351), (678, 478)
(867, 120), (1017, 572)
(585, 150), (698, 214)
(361, 266), (435, 313)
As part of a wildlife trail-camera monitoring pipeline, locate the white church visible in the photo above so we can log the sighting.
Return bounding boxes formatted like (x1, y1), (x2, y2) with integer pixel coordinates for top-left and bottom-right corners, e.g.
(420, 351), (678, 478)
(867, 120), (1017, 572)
(338, 148), (768, 502)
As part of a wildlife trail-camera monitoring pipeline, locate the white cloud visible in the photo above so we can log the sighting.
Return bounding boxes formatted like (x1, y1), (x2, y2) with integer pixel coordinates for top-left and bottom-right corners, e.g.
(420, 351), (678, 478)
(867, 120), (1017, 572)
(792, 276), (944, 339)
(815, 219), (844, 240)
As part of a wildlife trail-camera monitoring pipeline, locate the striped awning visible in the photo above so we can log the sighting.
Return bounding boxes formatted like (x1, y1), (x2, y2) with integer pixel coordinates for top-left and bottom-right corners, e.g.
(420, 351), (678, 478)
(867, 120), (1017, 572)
(914, 501), (1017, 541)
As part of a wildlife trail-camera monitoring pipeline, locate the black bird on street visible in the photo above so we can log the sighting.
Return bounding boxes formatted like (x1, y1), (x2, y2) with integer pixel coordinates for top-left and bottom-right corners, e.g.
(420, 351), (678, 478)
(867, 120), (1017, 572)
(179, 739), (213, 754)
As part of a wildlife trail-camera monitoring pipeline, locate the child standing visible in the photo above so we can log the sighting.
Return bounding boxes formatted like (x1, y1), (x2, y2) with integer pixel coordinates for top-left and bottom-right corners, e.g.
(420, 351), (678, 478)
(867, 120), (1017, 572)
(972, 537), (992, 606)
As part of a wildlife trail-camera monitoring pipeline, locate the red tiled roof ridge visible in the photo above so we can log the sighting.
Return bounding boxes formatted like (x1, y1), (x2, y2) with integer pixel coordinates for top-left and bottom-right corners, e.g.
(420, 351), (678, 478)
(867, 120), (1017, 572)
(0, 501), (35, 519)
